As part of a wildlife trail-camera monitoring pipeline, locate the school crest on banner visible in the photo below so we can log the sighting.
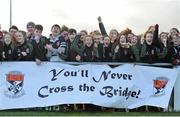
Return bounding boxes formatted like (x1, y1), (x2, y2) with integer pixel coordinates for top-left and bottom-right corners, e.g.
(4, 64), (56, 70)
(5, 71), (25, 98)
(153, 77), (169, 96)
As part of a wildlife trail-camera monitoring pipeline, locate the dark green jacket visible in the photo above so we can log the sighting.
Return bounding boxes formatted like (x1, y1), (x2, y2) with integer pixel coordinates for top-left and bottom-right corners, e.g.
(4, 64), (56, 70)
(71, 35), (85, 57)
(83, 45), (99, 62)
(131, 45), (140, 62)
(99, 22), (108, 36)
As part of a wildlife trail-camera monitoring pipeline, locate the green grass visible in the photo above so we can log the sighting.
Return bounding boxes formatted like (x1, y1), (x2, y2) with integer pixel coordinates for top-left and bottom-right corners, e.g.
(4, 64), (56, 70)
(0, 110), (180, 116)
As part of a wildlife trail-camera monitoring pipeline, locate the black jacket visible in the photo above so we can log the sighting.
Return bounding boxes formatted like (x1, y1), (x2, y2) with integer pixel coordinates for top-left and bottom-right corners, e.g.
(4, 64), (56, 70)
(14, 42), (33, 61)
(31, 36), (48, 61)
(2, 42), (15, 61)
(140, 43), (158, 64)
(98, 43), (112, 62)
(113, 46), (135, 62)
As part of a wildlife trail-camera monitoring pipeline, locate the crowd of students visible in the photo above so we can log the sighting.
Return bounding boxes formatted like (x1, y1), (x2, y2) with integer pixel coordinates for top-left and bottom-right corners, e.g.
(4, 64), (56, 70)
(0, 17), (179, 112)
(0, 17), (179, 65)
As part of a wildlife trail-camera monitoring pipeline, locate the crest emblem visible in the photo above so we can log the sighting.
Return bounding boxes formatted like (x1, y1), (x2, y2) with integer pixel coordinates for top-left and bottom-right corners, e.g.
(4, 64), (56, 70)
(5, 71), (25, 98)
(153, 76), (168, 96)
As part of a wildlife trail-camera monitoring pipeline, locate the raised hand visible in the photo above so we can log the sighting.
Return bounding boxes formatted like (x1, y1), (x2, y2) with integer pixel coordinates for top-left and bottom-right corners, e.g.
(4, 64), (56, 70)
(45, 44), (53, 50)
(35, 58), (42, 65)
(97, 16), (102, 23)
(21, 52), (27, 56)
(75, 55), (81, 61)
(114, 45), (119, 53)
(94, 43), (98, 48)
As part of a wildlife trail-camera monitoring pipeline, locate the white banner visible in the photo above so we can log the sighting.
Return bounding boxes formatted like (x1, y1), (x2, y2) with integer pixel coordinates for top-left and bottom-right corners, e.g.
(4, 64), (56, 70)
(0, 62), (178, 110)
(174, 66), (180, 111)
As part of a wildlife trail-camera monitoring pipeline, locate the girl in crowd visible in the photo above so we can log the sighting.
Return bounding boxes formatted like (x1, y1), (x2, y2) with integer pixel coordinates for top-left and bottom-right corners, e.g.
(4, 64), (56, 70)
(168, 28), (179, 47)
(14, 31), (33, 61)
(97, 16), (119, 54)
(156, 32), (171, 63)
(140, 31), (158, 64)
(130, 35), (141, 62)
(171, 34), (180, 65)
(70, 30), (87, 61)
(98, 36), (113, 62)
(2, 33), (15, 61)
(91, 30), (102, 46)
(127, 33), (134, 43)
(146, 24), (171, 63)
(82, 35), (98, 62)
(121, 28), (134, 43)
(113, 33), (135, 62)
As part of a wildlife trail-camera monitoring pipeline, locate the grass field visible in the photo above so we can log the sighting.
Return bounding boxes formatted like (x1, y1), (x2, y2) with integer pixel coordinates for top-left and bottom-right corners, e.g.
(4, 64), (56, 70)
(0, 110), (180, 116)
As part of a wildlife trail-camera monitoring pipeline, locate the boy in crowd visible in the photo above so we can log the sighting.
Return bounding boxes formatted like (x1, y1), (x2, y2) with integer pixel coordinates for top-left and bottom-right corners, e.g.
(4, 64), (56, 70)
(46, 24), (69, 62)
(30, 24), (49, 65)
(26, 21), (35, 41)
(9, 25), (18, 43)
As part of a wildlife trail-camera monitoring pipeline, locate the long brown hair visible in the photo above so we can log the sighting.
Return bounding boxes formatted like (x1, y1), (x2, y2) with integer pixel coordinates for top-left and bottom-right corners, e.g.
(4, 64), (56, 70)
(18, 30), (28, 43)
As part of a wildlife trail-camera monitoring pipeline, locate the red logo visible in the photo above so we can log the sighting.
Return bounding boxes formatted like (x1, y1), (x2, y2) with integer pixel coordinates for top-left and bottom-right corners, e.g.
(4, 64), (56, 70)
(153, 77), (168, 96)
(5, 71), (25, 98)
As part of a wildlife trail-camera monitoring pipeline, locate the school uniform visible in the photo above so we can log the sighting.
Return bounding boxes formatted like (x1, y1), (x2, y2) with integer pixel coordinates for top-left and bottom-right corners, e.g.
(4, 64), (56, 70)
(156, 44), (171, 63)
(113, 45), (135, 62)
(99, 22), (108, 36)
(2, 42), (15, 61)
(131, 45), (140, 62)
(31, 36), (48, 61)
(98, 43), (113, 62)
(48, 35), (69, 61)
(140, 43), (158, 64)
(70, 35), (85, 61)
(171, 45), (180, 65)
(57, 39), (70, 61)
(153, 24), (160, 47)
(82, 45), (98, 62)
(14, 42), (33, 61)
(27, 33), (35, 42)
